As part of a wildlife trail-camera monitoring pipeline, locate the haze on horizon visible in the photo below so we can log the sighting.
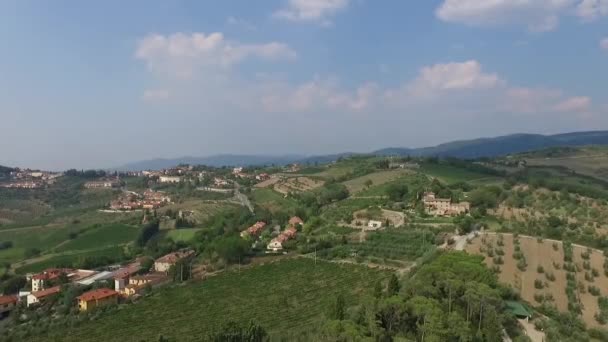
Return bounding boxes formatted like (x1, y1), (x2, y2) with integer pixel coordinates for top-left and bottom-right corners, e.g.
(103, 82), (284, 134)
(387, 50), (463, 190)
(1, 0), (607, 170)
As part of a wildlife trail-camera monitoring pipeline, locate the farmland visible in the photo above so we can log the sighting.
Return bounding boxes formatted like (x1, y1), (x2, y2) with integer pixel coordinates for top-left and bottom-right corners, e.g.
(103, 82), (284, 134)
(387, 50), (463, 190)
(466, 233), (608, 329)
(14, 245), (126, 274)
(342, 169), (412, 194)
(521, 146), (608, 181)
(420, 162), (503, 184)
(273, 176), (325, 194)
(33, 258), (388, 341)
(54, 223), (139, 252)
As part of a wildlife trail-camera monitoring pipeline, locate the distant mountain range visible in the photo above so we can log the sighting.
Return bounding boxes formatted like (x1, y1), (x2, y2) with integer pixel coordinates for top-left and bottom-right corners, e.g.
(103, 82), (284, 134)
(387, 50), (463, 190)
(115, 130), (608, 171)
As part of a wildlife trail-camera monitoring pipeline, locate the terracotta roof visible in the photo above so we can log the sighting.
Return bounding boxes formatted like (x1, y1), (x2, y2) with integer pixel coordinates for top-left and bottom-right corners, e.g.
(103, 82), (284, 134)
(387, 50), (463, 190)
(155, 250), (194, 264)
(31, 286), (61, 299)
(0, 295), (17, 306)
(289, 216), (303, 226)
(77, 288), (118, 302)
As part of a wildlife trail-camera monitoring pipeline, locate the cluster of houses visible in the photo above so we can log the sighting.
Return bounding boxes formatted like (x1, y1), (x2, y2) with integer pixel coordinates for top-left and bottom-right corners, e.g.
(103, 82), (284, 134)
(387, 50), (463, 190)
(232, 167), (271, 182)
(422, 192), (470, 216)
(0, 169), (62, 189)
(109, 189), (172, 211)
(84, 177), (122, 189)
(268, 217), (303, 252)
(0, 249), (195, 316)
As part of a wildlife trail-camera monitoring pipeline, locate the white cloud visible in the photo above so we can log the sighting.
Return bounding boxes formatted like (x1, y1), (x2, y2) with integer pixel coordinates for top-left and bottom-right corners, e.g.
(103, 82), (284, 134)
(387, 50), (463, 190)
(406, 60), (502, 98)
(226, 16), (257, 31)
(553, 96), (592, 112)
(135, 32), (296, 78)
(274, 0), (349, 24)
(577, 0), (608, 20)
(601, 37), (608, 50)
(435, 0), (602, 31)
(142, 89), (170, 102)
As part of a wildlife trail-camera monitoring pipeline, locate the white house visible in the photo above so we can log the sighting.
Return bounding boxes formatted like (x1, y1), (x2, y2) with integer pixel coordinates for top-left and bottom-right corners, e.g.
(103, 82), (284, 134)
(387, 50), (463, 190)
(368, 220), (383, 229)
(159, 176), (181, 183)
(267, 240), (283, 252)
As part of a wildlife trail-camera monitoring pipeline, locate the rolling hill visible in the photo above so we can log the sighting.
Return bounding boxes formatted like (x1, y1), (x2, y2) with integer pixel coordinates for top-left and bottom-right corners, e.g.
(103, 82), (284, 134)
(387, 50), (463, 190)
(115, 130), (608, 170)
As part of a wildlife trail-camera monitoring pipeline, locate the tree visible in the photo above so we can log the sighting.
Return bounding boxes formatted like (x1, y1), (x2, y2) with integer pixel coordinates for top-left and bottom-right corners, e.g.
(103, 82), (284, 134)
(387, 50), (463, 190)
(136, 221), (160, 247)
(386, 184), (409, 202)
(387, 274), (400, 297)
(0, 276), (26, 294)
(364, 179), (373, 189)
(374, 280), (383, 299)
(206, 320), (267, 342)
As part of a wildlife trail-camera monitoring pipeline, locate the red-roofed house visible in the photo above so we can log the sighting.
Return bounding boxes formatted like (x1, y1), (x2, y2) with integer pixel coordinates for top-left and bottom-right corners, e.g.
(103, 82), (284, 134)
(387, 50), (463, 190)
(288, 216), (304, 227)
(0, 295), (18, 315)
(27, 286), (61, 307)
(77, 288), (118, 312)
(154, 249), (195, 273)
(113, 263), (142, 291)
(31, 268), (71, 292)
(240, 221), (267, 238)
(267, 227), (298, 252)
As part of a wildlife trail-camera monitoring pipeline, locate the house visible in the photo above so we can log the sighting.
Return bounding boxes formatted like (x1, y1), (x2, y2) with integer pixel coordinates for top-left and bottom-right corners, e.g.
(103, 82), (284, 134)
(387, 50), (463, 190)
(232, 167), (244, 175)
(256, 173), (270, 181)
(422, 192), (470, 217)
(158, 176), (181, 183)
(84, 178), (121, 189)
(214, 177), (230, 187)
(27, 286), (61, 307)
(0, 295), (18, 315)
(368, 220), (383, 229)
(77, 288), (119, 312)
(240, 221), (267, 238)
(267, 239), (283, 252)
(31, 268), (70, 292)
(112, 263), (142, 291)
(143, 189), (171, 203)
(154, 249), (195, 273)
(288, 216), (304, 227)
(121, 273), (167, 297)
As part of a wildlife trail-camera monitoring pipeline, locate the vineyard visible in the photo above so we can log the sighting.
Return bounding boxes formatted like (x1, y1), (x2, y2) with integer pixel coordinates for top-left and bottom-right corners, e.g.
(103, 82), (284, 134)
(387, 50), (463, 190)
(33, 258), (388, 342)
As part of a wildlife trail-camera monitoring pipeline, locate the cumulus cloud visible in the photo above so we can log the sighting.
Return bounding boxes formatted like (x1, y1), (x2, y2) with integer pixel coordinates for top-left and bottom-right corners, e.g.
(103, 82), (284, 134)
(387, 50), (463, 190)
(553, 96), (592, 112)
(135, 32), (296, 78)
(274, 0), (349, 24)
(436, 0), (607, 31)
(577, 0), (608, 20)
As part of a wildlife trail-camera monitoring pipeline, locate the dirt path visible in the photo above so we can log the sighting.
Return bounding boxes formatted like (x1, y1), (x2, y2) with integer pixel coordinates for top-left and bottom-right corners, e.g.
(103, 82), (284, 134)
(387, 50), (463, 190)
(519, 319), (545, 342)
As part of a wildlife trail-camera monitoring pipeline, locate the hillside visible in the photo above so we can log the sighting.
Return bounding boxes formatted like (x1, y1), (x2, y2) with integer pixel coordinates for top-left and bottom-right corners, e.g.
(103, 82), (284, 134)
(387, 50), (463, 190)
(116, 130), (608, 170)
(513, 146), (608, 181)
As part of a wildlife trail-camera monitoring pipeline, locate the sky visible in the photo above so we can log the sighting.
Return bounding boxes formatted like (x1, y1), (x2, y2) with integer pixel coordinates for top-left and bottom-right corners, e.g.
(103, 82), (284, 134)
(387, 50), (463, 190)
(1, 0), (608, 170)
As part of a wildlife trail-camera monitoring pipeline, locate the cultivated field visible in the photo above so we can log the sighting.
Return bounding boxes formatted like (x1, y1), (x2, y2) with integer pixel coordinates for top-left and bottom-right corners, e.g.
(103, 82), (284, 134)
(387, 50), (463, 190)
(524, 147), (608, 181)
(34, 258), (388, 341)
(14, 245), (125, 274)
(250, 188), (299, 213)
(466, 233), (608, 329)
(420, 163), (502, 184)
(166, 228), (201, 242)
(273, 176), (325, 194)
(342, 170), (412, 194)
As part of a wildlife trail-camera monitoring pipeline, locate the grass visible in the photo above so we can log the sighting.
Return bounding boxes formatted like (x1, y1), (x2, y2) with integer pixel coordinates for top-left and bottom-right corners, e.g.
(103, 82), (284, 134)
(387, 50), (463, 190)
(250, 188), (299, 213)
(54, 224), (139, 253)
(14, 246), (125, 274)
(420, 163), (501, 184)
(342, 170), (412, 194)
(34, 258), (388, 341)
(166, 228), (201, 242)
(357, 173), (430, 197)
(0, 224), (84, 264)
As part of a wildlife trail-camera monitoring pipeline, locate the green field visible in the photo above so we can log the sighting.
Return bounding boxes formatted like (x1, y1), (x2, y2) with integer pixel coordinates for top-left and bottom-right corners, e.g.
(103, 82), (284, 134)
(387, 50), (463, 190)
(357, 173), (430, 197)
(166, 228), (201, 242)
(55, 224), (139, 252)
(0, 225), (84, 264)
(342, 169), (412, 194)
(34, 258), (388, 341)
(250, 188), (299, 213)
(15, 245), (125, 274)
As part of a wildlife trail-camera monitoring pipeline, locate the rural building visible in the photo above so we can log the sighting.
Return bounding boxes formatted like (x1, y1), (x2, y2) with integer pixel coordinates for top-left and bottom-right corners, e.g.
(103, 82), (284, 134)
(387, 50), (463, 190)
(288, 216), (304, 227)
(31, 268), (70, 292)
(158, 176), (182, 183)
(143, 189), (171, 203)
(154, 249), (195, 273)
(112, 263), (142, 291)
(267, 240), (283, 252)
(422, 192), (470, 216)
(27, 286), (61, 307)
(240, 221), (267, 238)
(77, 288), (119, 312)
(367, 220), (383, 229)
(76, 271), (114, 286)
(0, 181), (42, 189)
(214, 177), (230, 187)
(256, 173), (270, 181)
(0, 295), (18, 315)
(121, 273), (166, 297)
(232, 167), (243, 175)
(84, 179), (121, 189)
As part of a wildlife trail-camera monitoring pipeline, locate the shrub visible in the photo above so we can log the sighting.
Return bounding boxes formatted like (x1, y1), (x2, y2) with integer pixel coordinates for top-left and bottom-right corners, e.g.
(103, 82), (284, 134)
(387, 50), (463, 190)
(583, 260), (591, 270)
(545, 272), (556, 282)
(537, 265), (545, 274)
(589, 286), (601, 296)
(552, 242), (558, 251)
(585, 272), (594, 282)
(592, 268), (600, 277)
(553, 261), (561, 270)
(534, 293), (544, 303)
(517, 258), (528, 271)
(493, 256), (504, 265)
(534, 279), (544, 289)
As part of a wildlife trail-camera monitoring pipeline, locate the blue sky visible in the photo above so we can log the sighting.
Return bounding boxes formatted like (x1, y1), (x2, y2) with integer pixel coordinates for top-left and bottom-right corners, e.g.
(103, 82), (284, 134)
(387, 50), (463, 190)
(1, 0), (607, 170)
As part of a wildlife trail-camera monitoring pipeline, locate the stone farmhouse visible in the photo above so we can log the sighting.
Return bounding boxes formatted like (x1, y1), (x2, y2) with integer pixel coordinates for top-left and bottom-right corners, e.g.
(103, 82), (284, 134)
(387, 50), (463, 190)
(422, 192), (470, 216)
